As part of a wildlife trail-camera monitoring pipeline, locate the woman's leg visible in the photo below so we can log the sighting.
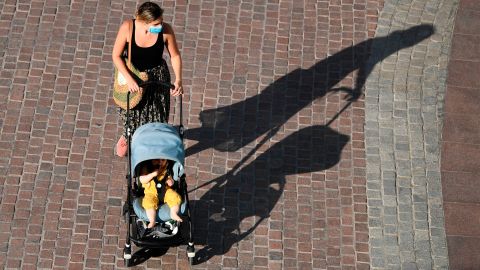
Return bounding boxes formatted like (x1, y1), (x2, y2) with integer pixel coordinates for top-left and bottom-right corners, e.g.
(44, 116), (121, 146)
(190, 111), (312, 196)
(116, 108), (130, 157)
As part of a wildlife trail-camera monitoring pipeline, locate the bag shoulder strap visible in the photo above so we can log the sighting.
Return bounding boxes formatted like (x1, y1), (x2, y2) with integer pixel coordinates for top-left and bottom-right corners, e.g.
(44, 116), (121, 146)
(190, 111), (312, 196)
(127, 19), (133, 68)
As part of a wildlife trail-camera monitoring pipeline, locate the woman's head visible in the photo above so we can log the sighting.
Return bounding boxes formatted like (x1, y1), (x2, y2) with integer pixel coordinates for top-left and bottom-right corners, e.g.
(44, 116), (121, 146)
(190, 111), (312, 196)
(136, 2), (164, 23)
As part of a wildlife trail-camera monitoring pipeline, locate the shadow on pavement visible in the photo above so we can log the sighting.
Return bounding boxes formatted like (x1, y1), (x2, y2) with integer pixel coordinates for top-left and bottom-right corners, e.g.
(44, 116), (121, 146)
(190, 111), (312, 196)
(185, 24), (434, 263)
(128, 247), (169, 267)
(186, 24), (434, 156)
(192, 125), (350, 263)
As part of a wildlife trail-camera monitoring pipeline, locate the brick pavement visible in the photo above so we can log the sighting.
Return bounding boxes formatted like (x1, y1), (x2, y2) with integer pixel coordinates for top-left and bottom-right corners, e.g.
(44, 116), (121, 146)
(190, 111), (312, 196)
(0, 1), (385, 269)
(364, 0), (458, 269)
(441, 0), (480, 269)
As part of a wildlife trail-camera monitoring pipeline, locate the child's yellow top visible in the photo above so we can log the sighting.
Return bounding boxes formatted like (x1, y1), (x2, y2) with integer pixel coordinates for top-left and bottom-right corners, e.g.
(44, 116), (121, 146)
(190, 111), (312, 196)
(141, 163), (181, 210)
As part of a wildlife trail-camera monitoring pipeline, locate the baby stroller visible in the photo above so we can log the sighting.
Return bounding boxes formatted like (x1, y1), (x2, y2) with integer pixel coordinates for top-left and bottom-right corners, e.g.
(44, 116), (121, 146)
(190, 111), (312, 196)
(121, 84), (195, 266)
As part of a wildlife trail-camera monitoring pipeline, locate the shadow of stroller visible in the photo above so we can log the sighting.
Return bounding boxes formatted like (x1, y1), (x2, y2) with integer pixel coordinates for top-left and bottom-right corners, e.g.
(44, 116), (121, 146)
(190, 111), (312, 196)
(185, 24), (434, 156)
(191, 125), (349, 263)
(128, 247), (169, 266)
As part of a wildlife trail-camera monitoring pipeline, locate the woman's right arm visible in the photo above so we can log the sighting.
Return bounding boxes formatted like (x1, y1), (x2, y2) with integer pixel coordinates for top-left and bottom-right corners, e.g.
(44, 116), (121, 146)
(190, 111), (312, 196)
(112, 20), (141, 92)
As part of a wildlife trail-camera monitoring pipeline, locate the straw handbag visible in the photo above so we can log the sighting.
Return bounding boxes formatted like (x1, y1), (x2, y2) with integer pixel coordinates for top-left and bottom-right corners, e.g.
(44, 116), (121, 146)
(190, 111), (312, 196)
(113, 20), (148, 110)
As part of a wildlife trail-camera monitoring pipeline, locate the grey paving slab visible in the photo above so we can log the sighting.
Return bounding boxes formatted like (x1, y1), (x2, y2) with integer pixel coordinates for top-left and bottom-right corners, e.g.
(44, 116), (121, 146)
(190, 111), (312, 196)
(364, 0), (458, 269)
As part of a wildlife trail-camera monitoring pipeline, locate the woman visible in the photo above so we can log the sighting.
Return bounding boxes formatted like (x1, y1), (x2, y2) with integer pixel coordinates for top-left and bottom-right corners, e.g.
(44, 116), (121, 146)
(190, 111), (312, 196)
(112, 1), (183, 157)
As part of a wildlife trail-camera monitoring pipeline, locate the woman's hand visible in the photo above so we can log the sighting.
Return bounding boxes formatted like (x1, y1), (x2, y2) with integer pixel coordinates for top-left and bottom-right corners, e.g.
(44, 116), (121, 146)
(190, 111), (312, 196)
(170, 80), (183, 96)
(127, 77), (142, 93)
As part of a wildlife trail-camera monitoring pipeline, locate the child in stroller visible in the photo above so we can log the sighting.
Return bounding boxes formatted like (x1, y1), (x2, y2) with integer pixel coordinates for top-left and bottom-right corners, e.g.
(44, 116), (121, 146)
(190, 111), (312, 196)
(136, 158), (183, 237)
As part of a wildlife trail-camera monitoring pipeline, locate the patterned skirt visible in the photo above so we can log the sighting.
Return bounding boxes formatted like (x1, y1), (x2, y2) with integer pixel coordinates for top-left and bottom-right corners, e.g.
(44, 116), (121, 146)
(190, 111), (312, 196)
(119, 59), (171, 137)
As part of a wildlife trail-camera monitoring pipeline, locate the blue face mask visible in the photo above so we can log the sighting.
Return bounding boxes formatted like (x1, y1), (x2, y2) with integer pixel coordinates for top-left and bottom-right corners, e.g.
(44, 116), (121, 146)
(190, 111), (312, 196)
(148, 25), (163, 34)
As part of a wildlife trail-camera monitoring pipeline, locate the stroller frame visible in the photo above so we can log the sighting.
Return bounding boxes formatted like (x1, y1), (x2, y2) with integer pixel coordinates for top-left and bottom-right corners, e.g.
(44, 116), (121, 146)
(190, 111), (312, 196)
(122, 83), (195, 266)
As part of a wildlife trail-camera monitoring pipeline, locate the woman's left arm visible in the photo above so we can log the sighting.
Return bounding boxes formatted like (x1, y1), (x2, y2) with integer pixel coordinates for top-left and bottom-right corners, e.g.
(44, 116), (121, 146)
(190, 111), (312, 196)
(164, 23), (183, 96)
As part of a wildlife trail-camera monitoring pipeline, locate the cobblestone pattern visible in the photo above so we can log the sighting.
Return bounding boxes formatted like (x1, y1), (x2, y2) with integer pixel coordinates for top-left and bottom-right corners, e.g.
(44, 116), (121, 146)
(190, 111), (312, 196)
(0, 0), (383, 269)
(364, 0), (458, 269)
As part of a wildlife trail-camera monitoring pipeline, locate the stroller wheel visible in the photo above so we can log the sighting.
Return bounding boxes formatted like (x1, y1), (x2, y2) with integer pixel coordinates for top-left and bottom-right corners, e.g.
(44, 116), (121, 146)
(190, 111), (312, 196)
(187, 243), (195, 265)
(123, 245), (132, 267)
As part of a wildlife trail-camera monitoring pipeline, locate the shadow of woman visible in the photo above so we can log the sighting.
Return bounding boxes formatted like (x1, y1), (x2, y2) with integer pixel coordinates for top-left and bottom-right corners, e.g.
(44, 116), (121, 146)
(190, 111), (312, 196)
(185, 24), (434, 157)
(184, 23), (435, 265)
(190, 125), (349, 264)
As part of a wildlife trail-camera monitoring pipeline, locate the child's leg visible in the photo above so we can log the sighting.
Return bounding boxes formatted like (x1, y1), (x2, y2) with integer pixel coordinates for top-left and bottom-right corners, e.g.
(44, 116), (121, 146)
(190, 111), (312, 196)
(145, 208), (157, 228)
(142, 195), (159, 228)
(169, 205), (183, 222)
(165, 189), (183, 222)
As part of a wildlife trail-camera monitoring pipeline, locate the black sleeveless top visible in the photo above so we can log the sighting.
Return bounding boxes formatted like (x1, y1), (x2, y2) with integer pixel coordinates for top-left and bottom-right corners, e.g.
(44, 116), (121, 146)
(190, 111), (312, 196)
(128, 19), (165, 71)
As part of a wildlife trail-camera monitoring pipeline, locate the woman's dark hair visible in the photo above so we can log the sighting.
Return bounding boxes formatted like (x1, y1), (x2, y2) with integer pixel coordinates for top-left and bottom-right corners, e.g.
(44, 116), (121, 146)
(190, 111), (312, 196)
(136, 2), (164, 23)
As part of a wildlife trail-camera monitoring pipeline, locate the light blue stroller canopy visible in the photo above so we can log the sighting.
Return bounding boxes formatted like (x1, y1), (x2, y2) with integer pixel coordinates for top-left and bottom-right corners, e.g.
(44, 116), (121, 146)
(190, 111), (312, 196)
(131, 123), (185, 181)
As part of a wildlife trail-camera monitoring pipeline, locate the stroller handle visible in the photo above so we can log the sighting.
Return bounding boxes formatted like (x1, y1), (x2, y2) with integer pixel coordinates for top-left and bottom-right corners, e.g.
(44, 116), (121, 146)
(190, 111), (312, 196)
(126, 82), (184, 139)
(138, 81), (175, 89)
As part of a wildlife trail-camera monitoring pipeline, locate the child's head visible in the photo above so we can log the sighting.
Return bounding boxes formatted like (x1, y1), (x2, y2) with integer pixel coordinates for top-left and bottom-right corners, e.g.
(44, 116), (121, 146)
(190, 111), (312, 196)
(151, 159), (168, 170)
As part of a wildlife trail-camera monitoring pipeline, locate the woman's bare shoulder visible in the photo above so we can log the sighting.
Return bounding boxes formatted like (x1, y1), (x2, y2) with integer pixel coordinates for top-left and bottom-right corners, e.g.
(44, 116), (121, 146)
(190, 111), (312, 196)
(120, 20), (134, 31)
(117, 19), (134, 41)
(162, 22), (175, 35)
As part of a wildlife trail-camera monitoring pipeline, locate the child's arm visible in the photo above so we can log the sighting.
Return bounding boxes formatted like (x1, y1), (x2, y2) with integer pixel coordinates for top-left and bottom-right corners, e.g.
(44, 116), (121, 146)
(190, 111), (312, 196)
(166, 176), (174, 187)
(139, 166), (158, 184)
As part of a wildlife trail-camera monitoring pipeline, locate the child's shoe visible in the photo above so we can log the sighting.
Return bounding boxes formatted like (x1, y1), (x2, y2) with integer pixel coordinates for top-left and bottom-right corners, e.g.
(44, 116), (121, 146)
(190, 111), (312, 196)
(165, 220), (178, 235)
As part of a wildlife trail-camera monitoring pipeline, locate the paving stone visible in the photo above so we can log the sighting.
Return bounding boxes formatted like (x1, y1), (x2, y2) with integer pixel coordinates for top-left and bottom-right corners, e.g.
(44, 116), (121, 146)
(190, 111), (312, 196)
(365, 0), (457, 268)
(369, 207), (382, 217)
(384, 215), (398, 225)
(384, 225), (398, 235)
(402, 262), (418, 270)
